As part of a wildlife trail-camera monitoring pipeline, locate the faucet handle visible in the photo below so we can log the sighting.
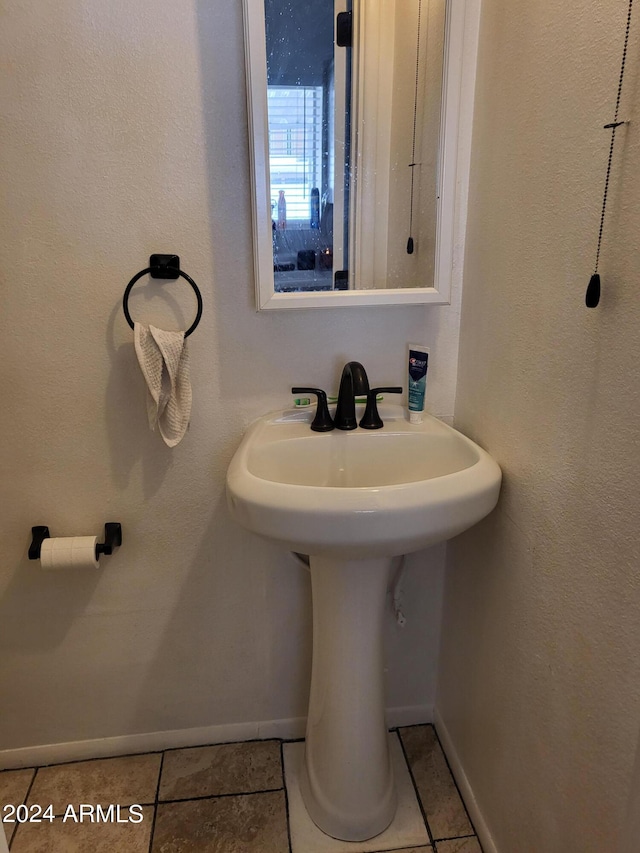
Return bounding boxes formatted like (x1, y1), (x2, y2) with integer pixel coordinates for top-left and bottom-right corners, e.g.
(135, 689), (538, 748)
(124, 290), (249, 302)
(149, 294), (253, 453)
(291, 387), (335, 432)
(359, 387), (402, 430)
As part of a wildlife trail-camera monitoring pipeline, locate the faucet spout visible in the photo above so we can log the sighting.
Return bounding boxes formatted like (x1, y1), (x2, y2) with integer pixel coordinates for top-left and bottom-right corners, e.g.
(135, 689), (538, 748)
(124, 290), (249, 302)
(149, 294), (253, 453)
(334, 362), (370, 430)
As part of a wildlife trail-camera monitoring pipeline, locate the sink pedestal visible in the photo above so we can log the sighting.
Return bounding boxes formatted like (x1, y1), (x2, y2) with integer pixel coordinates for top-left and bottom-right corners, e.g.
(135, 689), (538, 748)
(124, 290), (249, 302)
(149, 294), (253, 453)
(299, 556), (397, 841)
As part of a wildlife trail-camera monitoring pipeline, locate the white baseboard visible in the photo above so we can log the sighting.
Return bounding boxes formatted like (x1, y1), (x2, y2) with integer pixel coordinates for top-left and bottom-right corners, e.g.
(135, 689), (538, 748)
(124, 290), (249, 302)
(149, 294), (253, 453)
(0, 704), (432, 771)
(388, 703), (434, 729)
(0, 717), (306, 770)
(434, 707), (498, 853)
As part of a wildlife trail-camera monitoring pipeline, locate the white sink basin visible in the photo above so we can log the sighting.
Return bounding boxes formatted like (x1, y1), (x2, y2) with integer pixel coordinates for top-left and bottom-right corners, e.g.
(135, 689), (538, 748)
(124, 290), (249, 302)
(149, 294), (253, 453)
(227, 403), (501, 559)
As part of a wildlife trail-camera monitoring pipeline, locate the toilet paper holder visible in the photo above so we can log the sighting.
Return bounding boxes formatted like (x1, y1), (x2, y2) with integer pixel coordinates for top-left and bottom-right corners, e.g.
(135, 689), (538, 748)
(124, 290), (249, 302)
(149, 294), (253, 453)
(29, 523), (122, 561)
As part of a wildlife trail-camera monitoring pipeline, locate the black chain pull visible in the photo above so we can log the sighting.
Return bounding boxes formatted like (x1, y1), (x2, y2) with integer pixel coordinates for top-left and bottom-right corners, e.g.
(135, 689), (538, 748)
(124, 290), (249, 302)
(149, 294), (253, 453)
(586, 0), (633, 307)
(407, 0), (423, 255)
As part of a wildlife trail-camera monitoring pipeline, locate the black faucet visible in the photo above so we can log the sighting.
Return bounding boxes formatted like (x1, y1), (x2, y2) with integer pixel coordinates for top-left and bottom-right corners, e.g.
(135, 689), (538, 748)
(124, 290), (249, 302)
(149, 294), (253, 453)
(334, 361), (370, 430)
(293, 361), (402, 431)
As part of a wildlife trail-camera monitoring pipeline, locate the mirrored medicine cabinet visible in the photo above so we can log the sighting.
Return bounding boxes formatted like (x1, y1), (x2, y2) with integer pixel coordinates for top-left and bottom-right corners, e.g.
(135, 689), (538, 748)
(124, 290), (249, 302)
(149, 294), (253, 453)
(242, 0), (477, 309)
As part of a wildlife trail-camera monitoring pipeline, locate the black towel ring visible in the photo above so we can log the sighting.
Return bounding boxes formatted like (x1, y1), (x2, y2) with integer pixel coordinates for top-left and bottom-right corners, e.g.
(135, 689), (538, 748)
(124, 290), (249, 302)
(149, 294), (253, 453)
(123, 254), (203, 337)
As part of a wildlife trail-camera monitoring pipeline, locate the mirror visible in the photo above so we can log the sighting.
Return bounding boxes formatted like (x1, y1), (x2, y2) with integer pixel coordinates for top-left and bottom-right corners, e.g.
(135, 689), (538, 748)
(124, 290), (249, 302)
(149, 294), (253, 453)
(243, 0), (476, 309)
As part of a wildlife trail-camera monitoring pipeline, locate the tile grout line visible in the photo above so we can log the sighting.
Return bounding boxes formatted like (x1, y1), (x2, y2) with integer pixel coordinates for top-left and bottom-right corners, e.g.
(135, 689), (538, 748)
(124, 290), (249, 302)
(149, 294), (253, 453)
(7, 767), (38, 850)
(157, 786), (285, 805)
(147, 749), (165, 853)
(393, 728), (436, 851)
(433, 834), (478, 843)
(8, 750), (164, 771)
(4, 734), (282, 773)
(431, 725), (482, 849)
(280, 741), (294, 853)
(160, 735), (283, 755)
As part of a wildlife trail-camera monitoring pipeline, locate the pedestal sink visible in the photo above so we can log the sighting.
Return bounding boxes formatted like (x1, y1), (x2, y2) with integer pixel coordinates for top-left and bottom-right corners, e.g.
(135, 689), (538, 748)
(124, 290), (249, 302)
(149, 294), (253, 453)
(226, 403), (501, 841)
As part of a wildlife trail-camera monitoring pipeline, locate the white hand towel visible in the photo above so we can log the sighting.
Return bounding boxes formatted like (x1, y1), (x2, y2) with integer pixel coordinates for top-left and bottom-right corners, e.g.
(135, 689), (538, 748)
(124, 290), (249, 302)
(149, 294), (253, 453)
(134, 322), (192, 447)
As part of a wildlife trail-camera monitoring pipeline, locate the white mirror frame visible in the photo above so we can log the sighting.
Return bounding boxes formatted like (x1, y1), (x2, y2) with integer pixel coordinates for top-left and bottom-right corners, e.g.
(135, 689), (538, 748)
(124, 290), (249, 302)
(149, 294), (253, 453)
(243, 0), (479, 310)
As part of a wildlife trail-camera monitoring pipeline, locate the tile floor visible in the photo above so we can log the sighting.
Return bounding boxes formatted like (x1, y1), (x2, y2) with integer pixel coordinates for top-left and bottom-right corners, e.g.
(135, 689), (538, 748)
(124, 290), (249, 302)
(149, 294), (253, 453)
(0, 725), (482, 852)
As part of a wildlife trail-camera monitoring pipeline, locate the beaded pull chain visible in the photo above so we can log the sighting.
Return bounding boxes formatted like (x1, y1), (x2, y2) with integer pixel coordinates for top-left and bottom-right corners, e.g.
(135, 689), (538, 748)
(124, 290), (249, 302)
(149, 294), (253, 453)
(407, 0), (423, 255)
(586, 0), (634, 307)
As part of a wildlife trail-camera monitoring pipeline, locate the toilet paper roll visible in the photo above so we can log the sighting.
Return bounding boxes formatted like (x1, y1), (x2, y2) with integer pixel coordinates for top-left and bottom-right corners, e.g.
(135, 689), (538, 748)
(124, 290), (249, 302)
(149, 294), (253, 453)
(40, 536), (99, 571)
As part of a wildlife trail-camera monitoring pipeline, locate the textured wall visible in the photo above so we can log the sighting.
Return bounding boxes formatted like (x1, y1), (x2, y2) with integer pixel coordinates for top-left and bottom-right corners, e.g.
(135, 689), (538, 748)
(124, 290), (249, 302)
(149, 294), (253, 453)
(0, 0), (460, 753)
(437, 0), (640, 851)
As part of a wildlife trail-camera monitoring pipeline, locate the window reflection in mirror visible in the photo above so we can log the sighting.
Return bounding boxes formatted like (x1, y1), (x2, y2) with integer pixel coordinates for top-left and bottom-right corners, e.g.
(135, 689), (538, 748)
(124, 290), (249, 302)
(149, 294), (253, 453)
(244, 0), (473, 308)
(265, 0), (349, 293)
